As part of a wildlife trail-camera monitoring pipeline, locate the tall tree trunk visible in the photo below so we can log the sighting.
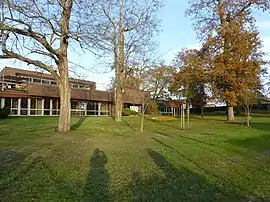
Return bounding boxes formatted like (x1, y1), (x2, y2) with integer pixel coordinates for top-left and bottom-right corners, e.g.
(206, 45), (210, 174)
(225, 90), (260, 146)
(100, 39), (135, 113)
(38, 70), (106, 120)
(201, 106), (204, 118)
(227, 106), (235, 121)
(246, 106), (250, 127)
(115, 68), (122, 122)
(115, 0), (124, 122)
(57, 0), (73, 132)
(58, 74), (71, 132)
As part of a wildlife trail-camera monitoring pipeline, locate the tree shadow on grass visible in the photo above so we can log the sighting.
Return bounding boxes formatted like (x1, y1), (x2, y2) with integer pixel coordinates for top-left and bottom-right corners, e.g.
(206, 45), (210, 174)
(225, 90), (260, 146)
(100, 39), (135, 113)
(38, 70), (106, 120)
(122, 118), (137, 132)
(191, 115), (226, 122)
(225, 120), (270, 134)
(249, 122), (270, 133)
(71, 116), (86, 131)
(83, 148), (109, 202)
(0, 149), (28, 185)
(150, 138), (269, 200)
(0, 148), (49, 199)
(227, 135), (270, 154)
(128, 148), (253, 201)
(156, 131), (217, 147)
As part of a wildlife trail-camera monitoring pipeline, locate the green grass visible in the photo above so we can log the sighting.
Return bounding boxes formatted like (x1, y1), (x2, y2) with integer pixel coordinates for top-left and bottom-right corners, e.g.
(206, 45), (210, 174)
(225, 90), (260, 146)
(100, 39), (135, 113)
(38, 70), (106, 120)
(0, 115), (270, 201)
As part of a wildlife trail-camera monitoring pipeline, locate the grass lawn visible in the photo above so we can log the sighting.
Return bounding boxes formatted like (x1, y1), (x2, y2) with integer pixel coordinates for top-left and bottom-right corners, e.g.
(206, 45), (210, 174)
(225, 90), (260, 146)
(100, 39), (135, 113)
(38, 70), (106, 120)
(0, 115), (270, 201)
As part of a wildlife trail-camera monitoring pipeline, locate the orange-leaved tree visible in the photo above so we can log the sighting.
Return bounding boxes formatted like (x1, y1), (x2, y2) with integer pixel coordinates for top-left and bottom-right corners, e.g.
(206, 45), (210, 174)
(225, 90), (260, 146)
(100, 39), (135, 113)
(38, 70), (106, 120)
(187, 0), (268, 121)
(170, 48), (208, 117)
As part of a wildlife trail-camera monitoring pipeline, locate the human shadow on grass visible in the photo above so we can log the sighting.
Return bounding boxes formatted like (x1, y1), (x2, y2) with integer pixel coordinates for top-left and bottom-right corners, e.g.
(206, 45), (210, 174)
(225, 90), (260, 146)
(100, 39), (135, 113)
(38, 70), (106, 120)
(71, 116), (86, 131)
(83, 148), (109, 202)
(128, 148), (252, 201)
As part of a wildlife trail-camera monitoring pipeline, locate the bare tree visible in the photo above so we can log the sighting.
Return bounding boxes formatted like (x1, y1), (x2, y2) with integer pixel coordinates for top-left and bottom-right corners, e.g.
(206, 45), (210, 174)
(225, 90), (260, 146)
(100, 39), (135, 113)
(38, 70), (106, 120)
(239, 92), (255, 127)
(0, 0), (96, 132)
(84, 0), (162, 122)
(125, 59), (152, 133)
(147, 64), (175, 100)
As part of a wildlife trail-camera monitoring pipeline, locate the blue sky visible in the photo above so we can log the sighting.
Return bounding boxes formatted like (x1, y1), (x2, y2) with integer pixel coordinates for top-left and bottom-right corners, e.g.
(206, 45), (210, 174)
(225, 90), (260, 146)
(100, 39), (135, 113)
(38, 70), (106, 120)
(1, 0), (270, 90)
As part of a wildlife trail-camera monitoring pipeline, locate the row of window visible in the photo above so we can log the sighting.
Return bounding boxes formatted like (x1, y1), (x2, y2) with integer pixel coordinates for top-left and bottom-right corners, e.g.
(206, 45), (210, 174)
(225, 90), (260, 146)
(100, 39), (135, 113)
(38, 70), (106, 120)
(1, 98), (110, 116)
(19, 76), (92, 89)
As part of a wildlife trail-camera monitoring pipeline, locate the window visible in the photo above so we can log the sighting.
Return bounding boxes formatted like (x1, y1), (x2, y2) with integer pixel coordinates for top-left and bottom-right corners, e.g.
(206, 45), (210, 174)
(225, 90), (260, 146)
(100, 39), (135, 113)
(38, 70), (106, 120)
(71, 101), (86, 116)
(11, 110), (18, 115)
(11, 98), (18, 115)
(79, 85), (86, 89)
(21, 98), (28, 115)
(44, 98), (50, 110)
(42, 79), (50, 84)
(86, 102), (98, 116)
(33, 78), (41, 83)
(11, 99), (18, 108)
(21, 110), (27, 115)
(100, 103), (110, 116)
(52, 99), (60, 115)
(71, 101), (80, 109)
(44, 110), (50, 115)
(30, 98), (42, 115)
(30, 98), (36, 109)
(51, 81), (57, 85)
(21, 77), (30, 83)
(52, 99), (60, 109)
(5, 98), (11, 108)
(70, 84), (79, 88)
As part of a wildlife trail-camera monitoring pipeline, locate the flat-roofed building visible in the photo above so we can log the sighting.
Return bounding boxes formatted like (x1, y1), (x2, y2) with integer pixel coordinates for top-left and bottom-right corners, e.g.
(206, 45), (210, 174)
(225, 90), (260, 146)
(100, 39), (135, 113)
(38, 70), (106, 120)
(0, 67), (143, 116)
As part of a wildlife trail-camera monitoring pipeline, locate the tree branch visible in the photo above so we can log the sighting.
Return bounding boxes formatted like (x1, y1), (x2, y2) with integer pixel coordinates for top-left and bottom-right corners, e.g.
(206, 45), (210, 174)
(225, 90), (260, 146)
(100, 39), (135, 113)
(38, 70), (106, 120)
(1, 32), (60, 81)
(0, 25), (61, 56)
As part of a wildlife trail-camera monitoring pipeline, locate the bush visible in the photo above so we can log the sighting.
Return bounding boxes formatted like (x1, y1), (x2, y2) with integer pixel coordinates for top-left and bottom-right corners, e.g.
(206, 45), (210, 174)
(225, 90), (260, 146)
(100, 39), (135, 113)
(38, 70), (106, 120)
(0, 107), (10, 119)
(122, 108), (138, 116)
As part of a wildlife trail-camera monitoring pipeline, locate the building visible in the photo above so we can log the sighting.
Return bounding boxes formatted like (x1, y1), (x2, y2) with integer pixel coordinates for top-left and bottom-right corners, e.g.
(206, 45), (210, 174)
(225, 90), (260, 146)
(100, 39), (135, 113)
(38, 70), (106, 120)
(156, 99), (185, 116)
(0, 67), (142, 116)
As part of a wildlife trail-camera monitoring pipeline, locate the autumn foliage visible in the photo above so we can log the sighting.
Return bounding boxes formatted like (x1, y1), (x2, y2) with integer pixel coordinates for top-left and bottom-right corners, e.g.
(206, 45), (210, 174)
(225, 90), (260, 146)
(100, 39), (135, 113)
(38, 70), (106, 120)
(171, 0), (268, 121)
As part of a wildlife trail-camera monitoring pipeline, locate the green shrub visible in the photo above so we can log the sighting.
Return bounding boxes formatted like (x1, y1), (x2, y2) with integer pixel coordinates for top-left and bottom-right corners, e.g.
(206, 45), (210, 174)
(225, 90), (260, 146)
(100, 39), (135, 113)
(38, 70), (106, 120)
(122, 108), (138, 116)
(0, 107), (10, 119)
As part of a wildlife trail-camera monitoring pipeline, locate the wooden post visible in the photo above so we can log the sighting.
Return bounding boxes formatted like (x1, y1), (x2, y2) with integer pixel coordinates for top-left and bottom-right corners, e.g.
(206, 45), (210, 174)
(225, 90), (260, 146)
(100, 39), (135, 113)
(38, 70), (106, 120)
(180, 104), (183, 130)
(183, 103), (185, 130)
(187, 103), (190, 129)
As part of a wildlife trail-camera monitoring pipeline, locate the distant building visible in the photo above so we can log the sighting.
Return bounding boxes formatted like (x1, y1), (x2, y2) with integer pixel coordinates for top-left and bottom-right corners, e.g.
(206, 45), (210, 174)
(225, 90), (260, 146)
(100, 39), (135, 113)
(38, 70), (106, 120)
(0, 67), (142, 116)
(204, 104), (216, 108)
